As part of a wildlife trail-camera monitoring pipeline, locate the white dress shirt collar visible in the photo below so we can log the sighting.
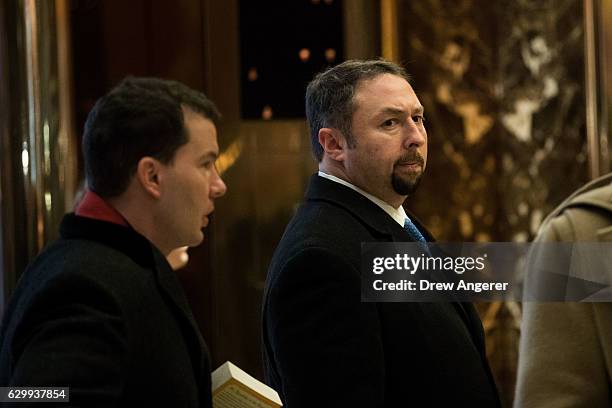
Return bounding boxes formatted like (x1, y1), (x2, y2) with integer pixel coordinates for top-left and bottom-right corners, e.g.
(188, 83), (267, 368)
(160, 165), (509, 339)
(318, 171), (407, 227)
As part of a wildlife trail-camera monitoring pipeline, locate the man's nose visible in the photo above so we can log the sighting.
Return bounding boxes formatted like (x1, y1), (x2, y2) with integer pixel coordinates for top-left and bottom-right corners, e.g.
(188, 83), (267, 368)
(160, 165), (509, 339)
(403, 118), (426, 149)
(210, 168), (227, 198)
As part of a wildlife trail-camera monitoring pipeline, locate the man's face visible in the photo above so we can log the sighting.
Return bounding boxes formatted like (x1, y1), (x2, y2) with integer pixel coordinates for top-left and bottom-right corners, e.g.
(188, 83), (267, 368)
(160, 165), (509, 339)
(343, 74), (427, 207)
(158, 109), (227, 249)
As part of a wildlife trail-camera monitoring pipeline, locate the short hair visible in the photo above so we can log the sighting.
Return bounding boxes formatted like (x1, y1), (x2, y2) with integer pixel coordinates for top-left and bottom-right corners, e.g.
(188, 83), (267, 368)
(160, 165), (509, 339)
(83, 77), (220, 197)
(305, 59), (410, 161)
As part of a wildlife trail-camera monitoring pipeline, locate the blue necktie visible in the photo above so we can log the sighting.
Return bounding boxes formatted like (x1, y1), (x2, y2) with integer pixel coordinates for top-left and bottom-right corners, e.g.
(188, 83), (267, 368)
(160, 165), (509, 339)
(404, 217), (426, 243)
(404, 217), (430, 255)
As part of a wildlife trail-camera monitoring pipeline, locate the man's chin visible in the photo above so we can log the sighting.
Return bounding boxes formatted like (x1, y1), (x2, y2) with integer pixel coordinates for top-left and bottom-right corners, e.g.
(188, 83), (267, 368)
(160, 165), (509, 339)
(186, 231), (204, 247)
(392, 173), (422, 196)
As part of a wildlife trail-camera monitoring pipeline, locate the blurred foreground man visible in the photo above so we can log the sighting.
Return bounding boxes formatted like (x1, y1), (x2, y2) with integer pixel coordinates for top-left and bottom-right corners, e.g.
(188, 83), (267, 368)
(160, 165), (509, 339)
(0, 77), (226, 406)
(516, 173), (612, 408)
(262, 60), (500, 407)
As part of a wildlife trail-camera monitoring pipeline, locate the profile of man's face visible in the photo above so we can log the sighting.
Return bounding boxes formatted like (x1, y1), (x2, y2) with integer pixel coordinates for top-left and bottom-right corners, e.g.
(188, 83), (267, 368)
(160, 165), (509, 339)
(158, 109), (227, 250)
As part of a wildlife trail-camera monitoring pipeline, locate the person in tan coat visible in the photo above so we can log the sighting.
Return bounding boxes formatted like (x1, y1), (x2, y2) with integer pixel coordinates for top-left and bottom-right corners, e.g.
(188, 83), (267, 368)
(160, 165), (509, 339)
(515, 173), (612, 408)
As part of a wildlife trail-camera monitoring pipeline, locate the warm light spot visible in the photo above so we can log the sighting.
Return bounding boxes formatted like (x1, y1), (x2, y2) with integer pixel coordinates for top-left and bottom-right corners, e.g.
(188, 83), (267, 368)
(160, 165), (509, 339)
(262, 105), (273, 120)
(167, 247), (189, 271)
(247, 67), (258, 81)
(43, 121), (50, 175)
(21, 142), (29, 176)
(217, 138), (244, 176)
(324, 48), (336, 62)
(458, 211), (473, 238)
(298, 48), (311, 62)
(323, 0), (333, 4)
(45, 191), (52, 212)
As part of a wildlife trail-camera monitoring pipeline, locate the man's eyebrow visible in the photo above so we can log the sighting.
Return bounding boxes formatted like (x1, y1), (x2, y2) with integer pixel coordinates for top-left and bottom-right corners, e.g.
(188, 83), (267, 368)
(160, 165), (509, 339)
(378, 107), (405, 116)
(198, 151), (218, 161)
(377, 106), (425, 116)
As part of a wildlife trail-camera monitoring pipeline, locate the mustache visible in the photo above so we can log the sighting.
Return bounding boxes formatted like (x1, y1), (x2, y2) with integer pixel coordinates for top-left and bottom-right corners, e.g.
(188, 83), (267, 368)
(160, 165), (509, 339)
(394, 151), (425, 167)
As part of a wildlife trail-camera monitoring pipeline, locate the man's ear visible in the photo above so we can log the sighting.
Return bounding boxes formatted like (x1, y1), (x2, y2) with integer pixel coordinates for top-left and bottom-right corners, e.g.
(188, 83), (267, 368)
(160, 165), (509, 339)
(136, 157), (162, 199)
(318, 128), (346, 161)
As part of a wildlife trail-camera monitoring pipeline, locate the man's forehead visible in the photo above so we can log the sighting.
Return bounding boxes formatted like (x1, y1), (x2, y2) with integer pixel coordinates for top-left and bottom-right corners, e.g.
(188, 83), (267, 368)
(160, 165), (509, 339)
(182, 105), (215, 123)
(180, 109), (219, 151)
(353, 74), (421, 112)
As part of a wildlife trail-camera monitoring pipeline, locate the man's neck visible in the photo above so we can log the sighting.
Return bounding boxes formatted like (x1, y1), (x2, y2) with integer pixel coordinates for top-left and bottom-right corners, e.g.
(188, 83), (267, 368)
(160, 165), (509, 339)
(318, 163), (405, 208)
(107, 195), (172, 256)
(318, 170), (408, 227)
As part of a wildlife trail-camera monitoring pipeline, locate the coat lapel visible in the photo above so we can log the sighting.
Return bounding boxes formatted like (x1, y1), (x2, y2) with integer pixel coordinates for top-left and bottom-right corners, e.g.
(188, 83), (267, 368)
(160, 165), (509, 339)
(150, 247), (209, 386)
(304, 175), (485, 353)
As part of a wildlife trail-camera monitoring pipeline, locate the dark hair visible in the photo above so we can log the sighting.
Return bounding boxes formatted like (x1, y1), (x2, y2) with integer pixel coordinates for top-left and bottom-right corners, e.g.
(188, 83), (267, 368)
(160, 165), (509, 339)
(82, 77), (220, 197)
(305, 59), (410, 162)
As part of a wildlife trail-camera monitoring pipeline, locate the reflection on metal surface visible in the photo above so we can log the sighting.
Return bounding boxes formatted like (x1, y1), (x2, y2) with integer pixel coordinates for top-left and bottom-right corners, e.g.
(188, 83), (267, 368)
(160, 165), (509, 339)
(605, 0), (612, 154)
(584, 0), (600, 177)
(21, 142), (29, 175)
(584, 0), (610, 178)
(342, 0), (380, 59)
(24, 0), (44, 251)
(55, 0), (76, 203)
(600, 0), (611, 172)
(0, 0), (77, 301)
(380, 0), (398, 62)
(43, 121), (50, 175)
(44, 191), (52, 212)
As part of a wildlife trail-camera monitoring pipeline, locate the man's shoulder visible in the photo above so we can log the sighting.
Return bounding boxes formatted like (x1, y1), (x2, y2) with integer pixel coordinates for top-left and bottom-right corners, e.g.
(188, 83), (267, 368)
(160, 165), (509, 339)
(1, 237), (161, 353)
(276, 200), (374, 257)
(35, 236), (149, 272)
(17, 237), (157, 304)
(267, 199), (378, 287)
(539, 175), (612, 241)
(288, 198), (378, 239)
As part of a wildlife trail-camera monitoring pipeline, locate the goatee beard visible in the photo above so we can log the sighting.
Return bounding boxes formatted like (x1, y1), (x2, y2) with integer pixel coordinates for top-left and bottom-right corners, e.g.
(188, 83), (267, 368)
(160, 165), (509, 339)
(392, 172), (422, 195)
(391, 151), (425, 196)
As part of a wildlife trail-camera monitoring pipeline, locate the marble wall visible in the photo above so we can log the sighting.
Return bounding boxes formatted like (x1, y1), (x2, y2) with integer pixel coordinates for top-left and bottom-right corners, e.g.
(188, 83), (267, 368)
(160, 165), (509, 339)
(399, 0), (588, 243)
(398, 0), (588, 405)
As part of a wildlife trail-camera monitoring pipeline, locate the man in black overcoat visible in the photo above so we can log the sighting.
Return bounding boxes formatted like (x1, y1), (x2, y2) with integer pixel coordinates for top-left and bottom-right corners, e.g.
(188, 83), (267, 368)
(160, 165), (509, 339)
(263, 60), (501, 407)
(0, 77), (227, 406)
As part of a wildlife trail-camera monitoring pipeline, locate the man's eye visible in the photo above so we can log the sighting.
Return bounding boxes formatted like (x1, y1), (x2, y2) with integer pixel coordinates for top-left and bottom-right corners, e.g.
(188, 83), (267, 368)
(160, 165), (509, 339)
(413, 115), (426, 124)
(382, 119), (399, 128)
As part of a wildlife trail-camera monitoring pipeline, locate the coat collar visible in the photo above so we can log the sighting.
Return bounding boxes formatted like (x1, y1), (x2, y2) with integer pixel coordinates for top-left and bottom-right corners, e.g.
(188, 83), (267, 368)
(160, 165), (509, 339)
(304, 174), (433, 242)
(61, 213), (153, 267)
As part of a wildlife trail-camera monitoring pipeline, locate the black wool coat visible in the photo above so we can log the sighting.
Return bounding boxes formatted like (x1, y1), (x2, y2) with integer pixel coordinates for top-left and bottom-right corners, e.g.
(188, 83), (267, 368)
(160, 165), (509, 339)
(262, 175), (501, 407)
(0, 214), (212, 407)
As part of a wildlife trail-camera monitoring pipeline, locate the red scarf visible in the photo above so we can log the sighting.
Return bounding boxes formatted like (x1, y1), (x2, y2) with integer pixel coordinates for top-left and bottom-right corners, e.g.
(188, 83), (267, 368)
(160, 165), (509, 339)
(75, 190), (129, 227)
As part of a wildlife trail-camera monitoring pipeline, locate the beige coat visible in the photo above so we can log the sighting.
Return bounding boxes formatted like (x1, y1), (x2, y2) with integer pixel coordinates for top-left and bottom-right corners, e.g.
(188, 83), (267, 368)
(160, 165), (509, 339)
(515, 173), (612, 408)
